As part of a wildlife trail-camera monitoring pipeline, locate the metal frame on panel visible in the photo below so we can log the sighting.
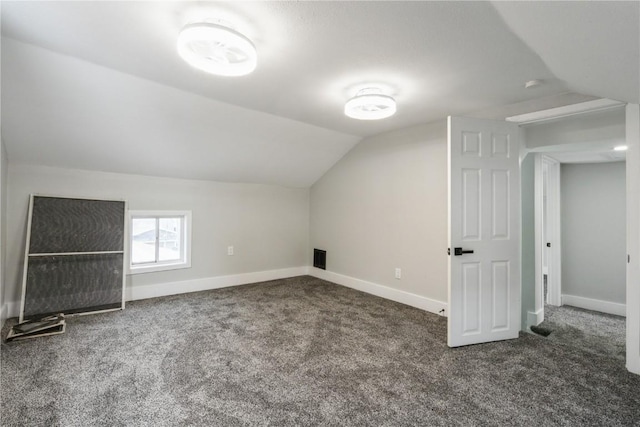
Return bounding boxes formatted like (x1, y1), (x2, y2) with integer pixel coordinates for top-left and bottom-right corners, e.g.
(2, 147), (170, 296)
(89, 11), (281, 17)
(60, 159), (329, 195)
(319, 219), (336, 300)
(18, 194), (36, 323)
(18, 194), (128, 323)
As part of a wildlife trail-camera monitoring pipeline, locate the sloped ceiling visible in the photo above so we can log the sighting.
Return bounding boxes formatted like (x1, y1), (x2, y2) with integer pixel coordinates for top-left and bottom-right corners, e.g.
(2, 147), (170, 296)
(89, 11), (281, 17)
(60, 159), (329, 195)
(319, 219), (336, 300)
(1, 1), (638, 187)
(2, 39), (359, 187)
(492, 1), (640, 104)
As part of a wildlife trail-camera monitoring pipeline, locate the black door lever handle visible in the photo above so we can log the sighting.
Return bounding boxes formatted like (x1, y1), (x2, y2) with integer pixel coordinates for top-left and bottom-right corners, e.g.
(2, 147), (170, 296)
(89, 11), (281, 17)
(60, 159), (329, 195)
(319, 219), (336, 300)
(454, 247), (474, 256)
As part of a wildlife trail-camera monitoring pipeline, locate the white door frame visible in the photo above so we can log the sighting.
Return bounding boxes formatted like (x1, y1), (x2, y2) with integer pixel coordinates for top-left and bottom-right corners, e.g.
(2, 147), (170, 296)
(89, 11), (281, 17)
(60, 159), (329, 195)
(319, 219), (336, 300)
(530, 154), (561, 328)
(536, 155), (562, 308)
(626, 103), (640, 375)
(545, 156), (562, 307)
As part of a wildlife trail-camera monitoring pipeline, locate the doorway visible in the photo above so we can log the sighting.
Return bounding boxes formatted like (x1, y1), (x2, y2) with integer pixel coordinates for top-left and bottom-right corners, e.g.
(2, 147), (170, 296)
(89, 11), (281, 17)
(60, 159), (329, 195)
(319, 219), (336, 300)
(513, 102), (639, 374)
(530, 150), (627, 360)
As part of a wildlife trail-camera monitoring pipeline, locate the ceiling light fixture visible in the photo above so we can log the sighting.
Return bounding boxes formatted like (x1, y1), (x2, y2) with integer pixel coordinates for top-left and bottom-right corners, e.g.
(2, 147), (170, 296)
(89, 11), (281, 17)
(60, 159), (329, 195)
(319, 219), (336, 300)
(614, 145), (628, 151)
(344, 88), (397, 120)
(177, 22), (257, 77)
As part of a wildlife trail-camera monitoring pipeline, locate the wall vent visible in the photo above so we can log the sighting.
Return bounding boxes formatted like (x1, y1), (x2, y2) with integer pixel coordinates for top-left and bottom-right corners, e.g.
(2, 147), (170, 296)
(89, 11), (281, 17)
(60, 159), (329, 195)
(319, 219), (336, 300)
(313, 249), (326, 270)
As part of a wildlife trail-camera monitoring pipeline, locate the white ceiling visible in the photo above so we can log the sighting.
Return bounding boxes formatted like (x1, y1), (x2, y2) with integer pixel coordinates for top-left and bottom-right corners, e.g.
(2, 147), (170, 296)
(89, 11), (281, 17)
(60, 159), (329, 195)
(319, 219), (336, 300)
(1, 1), (638, 187)
(492, 1), (640, 104)
(2, 38), (359, 188)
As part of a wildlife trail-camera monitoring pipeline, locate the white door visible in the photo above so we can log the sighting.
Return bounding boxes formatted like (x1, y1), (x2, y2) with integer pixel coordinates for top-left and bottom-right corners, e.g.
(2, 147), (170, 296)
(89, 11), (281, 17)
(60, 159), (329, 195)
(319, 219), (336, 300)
(448, 116), (521, 347)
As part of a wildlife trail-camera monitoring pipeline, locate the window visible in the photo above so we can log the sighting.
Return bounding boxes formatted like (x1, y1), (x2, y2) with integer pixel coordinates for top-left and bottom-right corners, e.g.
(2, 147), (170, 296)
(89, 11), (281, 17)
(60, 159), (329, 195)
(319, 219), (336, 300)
(128, 210), (191, 274)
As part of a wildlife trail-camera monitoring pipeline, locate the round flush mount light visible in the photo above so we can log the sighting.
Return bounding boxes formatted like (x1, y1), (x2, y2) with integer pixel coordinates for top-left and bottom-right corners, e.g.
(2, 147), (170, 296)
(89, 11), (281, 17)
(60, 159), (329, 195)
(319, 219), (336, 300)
(177, 22), (257, 76)
(344, 88), (397, 120)
(614, 145), (628, 151)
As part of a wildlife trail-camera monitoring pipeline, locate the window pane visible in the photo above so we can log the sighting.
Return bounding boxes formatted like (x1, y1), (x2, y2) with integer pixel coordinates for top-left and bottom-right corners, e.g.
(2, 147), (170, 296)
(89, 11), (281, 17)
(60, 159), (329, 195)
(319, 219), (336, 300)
(159, 217), (181, 262)
(131, 218), (156, 264)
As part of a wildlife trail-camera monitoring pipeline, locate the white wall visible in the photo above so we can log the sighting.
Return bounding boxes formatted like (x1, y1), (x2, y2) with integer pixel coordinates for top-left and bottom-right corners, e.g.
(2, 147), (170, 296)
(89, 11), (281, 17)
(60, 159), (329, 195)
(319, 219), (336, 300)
(0, 140), (7, 323)
(561, 162), (626, 305)
(0, 0), (5, 324)
(4, 164), (310, 316)
(309, 121), (448, 312)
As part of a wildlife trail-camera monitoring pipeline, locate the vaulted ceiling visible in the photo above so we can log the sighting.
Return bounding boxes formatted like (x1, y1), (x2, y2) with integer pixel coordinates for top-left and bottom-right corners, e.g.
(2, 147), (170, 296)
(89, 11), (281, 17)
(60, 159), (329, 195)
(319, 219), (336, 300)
(2, 1), (638, 187)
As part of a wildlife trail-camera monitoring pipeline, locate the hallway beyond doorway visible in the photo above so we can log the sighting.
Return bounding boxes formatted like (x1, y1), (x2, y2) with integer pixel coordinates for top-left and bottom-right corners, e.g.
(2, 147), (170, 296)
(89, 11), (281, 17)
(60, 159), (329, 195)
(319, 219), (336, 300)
(535, 305), (625, 362)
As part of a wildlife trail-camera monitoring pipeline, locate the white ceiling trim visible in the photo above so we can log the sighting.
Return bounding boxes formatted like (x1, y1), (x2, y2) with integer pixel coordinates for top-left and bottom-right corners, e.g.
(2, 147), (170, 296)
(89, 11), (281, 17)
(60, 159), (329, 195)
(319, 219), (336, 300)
(506, 99), (626, 125)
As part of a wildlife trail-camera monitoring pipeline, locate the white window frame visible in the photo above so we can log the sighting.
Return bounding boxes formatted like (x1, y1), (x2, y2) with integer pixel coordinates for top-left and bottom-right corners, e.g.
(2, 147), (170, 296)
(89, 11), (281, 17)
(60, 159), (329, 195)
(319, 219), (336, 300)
(128, 210), (192, 275)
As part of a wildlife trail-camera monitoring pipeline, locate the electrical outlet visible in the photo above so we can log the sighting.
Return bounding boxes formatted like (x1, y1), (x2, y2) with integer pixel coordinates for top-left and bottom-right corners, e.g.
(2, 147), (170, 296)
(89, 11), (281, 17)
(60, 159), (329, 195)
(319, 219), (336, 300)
(395, 268), (401, 279)
(227, 246), (234, 256)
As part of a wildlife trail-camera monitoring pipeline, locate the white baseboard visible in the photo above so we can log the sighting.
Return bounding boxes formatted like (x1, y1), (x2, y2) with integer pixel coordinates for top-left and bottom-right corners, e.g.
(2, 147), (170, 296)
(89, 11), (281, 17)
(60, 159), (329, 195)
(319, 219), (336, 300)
(627, 351), (640, 376)
(562, 294), (626, 317)
(0, 303), (6, 327)
(3, 301), (21, 320)
(527, 308), (544, 328)
(308, 267), (448, 316)
(126, 266), (309, 301)
(4, 266), (447, 320)
(3, 267), (309, 318)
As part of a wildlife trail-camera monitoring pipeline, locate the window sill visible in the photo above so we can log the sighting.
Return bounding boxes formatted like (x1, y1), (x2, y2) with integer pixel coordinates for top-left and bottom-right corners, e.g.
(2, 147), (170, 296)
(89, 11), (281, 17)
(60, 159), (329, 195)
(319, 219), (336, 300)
(128, 261), (191, 275)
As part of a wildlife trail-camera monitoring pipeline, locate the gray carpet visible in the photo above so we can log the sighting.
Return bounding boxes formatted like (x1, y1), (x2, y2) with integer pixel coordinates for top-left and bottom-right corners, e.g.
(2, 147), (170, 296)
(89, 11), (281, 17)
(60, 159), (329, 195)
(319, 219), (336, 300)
(1, 276), (639, 426)
(536, 304), (626, 361)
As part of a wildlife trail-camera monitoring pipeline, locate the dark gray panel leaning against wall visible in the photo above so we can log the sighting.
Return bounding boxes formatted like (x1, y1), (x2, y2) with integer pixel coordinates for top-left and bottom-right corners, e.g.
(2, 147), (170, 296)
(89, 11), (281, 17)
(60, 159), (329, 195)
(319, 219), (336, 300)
(29, 196), (125, 253)
(23, 254), (124, 320)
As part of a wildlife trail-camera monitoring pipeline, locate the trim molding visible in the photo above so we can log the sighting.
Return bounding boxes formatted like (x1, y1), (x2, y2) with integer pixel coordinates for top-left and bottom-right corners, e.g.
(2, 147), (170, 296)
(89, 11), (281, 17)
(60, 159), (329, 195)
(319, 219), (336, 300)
(309, 267), (447, 316)
(0, 303), (6, 326)
(562, 294), (626, 317)
(126, 267), (309, 301)
(506, 98), (625, 125)
(3, 301), (21, 320)
(527, 308), (544, 329)
(4, 267), (447, 320)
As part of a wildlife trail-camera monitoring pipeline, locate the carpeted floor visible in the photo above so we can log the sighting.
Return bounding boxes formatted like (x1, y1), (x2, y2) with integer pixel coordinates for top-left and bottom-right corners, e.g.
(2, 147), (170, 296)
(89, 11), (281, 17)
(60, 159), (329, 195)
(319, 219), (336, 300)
(536, 304), (626, 362)
(1, 276), (639, 426)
